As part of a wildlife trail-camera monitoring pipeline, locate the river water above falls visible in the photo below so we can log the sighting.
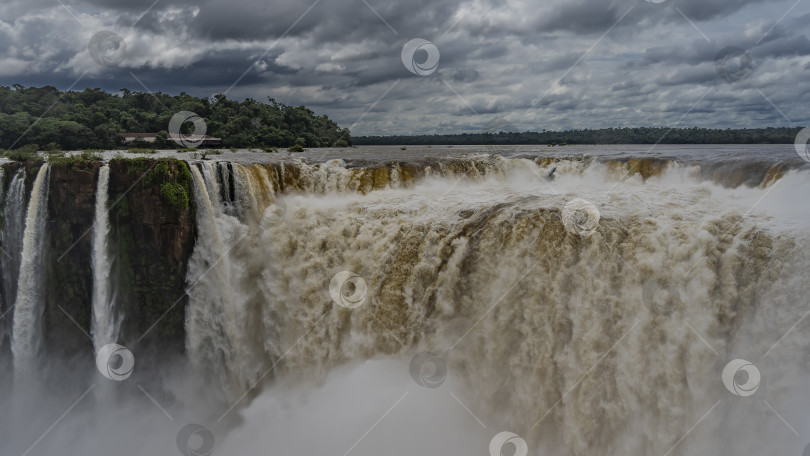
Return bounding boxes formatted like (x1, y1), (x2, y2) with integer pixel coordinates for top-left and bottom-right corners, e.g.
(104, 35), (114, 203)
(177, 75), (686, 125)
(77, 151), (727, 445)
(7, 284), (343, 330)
(0, 145), (808, 456)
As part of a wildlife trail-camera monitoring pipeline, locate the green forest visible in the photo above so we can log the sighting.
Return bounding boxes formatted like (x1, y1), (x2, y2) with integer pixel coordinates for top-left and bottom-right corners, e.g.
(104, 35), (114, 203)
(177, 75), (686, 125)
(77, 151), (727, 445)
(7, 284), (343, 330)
(0, 85), (351, 151)
(0, 85), (802, 152)
(355, 126), (803, 146)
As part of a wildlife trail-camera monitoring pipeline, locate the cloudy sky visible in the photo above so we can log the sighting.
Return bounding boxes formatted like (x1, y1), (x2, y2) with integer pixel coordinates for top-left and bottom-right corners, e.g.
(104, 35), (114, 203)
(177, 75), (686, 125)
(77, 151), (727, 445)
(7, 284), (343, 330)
(0, 0), (808, 135)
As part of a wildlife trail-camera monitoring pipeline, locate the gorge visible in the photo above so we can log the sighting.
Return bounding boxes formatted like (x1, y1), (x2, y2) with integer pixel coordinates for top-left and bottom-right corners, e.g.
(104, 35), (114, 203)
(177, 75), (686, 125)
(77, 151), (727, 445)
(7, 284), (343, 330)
(0, 145), (808, 456)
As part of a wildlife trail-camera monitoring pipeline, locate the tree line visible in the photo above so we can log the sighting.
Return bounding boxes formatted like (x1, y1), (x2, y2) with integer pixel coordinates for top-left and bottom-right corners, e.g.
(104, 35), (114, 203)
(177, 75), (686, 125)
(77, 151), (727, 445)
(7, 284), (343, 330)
(354, 127), (803, 146)
(0, 85), (351, 151)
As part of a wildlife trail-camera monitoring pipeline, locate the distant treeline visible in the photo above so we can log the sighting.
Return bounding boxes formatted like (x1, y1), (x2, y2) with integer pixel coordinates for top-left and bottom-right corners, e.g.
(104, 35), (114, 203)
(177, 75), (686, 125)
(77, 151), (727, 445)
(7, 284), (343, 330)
(0, 85), (351, 151)
(354, 127), (803, 146)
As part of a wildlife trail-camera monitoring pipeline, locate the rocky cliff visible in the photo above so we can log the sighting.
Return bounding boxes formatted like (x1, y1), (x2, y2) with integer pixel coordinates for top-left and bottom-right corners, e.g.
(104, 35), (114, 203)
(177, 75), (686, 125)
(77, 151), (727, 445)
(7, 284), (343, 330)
(0, 158), (195, 371)
(107, 158), (194, 359)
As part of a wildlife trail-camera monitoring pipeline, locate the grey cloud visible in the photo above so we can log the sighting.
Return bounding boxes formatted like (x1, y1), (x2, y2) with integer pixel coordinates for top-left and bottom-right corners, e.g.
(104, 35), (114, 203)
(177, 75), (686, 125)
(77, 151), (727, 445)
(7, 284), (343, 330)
(532, 0), (633, 34)
(82, 0), (176, 11)
(0, 0), (808, 135)
(447, 67), (479, 82)
(654, 66), (719, 87)
(641, 42), (717, 67)
(753, 35), (810, 59)
(675, 0), (768, 21)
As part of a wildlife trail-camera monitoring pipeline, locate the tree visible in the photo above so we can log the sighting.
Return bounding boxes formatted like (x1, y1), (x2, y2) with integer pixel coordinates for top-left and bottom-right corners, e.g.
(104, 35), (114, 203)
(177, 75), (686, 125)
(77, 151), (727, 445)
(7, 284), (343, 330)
(0, 85), (351, 151)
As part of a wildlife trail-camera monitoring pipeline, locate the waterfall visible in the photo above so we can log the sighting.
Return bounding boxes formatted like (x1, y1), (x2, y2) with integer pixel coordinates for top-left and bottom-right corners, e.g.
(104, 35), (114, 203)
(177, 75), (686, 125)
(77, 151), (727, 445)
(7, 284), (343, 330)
(200, 161), (223, 211)
(11, 164), (50, 375)
(0, 168), (27, 348)
(185, 163), (242, 400)
(0, 152), (807, 456)
(91, 164), (116, 351)
(185, 162), (276, 401)
(232, 163), (275, 223)
(178, 158), (809, 455)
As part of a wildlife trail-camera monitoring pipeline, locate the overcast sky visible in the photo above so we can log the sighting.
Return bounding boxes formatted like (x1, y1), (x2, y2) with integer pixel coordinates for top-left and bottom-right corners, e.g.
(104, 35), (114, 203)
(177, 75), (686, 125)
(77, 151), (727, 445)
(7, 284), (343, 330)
(0, 0), (808, 135)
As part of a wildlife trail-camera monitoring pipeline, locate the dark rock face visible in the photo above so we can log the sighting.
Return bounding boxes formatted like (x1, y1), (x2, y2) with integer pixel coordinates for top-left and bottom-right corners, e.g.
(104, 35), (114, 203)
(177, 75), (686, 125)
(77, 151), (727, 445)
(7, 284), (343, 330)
(43, 161), (101, 361)
(0, 159), (195, 371)
(106, 159), (194, 361)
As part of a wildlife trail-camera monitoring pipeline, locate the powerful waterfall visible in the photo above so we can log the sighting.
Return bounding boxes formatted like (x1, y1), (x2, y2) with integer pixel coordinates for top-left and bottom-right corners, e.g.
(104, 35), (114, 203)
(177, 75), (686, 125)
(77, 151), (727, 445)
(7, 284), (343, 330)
(0, 146), (808, 456)
(91, 164), (116, 351)
(186, 163), (242, 399)
(10, 164), (50, 376)
(1, 168), (26, 349)
(178, 150), (809, 456)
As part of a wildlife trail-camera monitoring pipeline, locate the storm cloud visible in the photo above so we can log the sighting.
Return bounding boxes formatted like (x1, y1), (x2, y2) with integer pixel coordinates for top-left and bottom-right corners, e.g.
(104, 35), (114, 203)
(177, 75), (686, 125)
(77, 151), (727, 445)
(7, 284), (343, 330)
(0, 0), (808, 134)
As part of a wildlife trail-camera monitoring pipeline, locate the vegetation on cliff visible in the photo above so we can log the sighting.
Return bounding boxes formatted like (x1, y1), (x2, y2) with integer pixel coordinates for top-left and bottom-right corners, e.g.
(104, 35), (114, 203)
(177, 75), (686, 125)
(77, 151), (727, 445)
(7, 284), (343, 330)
(46, 151), (102, 170)
(0, 158), (196, 357)
(0, 85), (351, 151)
(111, 157), (193, 210)
(107, 158), (194, 353)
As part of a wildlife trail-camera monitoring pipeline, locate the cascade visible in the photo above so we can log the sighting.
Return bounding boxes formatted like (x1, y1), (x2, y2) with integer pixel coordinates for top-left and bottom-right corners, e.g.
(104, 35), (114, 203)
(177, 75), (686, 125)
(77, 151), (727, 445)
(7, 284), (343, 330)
(91, 164), (116, 351)
(11, 165), (50, 376)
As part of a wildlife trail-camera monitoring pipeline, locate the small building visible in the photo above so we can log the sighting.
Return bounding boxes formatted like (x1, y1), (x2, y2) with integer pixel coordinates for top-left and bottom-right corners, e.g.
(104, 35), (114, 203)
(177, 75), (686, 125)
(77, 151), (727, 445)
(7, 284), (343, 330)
(121, 133), (158, 143)
(120, 133), (222, 147)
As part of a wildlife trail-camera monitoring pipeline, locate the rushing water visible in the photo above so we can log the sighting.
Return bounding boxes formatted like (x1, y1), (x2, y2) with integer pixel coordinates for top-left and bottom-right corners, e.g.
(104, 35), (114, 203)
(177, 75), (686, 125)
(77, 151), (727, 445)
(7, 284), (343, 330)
(91, 164), (116, 352)
(1, 147), (809, 456)
(1, 168), (26, 349)
(11, 164), (50, 378)
(186, 163), (244, 400)
(179, 148), (809, 456)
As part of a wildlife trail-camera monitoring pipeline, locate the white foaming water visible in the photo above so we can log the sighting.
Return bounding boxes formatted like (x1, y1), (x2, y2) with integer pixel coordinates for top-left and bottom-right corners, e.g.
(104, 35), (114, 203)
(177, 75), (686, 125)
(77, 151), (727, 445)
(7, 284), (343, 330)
(3, 153), (809, 456)
(11, 164), (50, 377)
(185, 163), (256, 402)
(91, 164), (116, 351)
(178, 157), (810, 456)
(214, 359), (488, 456)
(1, 168), (27, 346)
